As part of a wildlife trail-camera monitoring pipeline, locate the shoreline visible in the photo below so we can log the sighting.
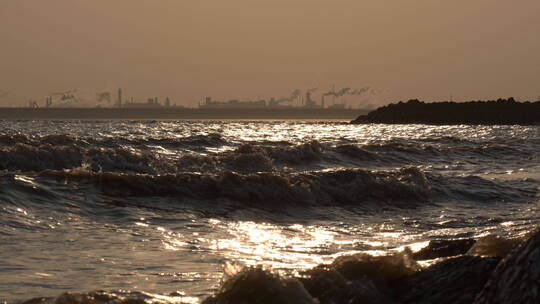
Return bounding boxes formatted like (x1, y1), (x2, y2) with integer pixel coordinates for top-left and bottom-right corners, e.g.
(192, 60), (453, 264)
(0, 108), (368, 121)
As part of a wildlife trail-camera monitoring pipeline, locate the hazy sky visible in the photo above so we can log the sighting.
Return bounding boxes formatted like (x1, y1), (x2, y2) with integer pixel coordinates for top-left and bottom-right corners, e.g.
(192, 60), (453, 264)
(1, 0), (539, 106)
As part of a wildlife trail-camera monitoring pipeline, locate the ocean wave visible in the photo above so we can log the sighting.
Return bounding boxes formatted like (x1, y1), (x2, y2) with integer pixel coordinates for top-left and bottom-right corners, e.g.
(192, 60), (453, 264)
(430, 174), (537, 203)
(259, 141), (325, 164)
(37, 167), (431, 208)
(362, 141), (441, 157)
(0, 140), (326, 174)
(355, 141), (535, 167)
(5, 164), (534, 209)
(0, 133), (227, 149)
(0, 134), (534, 175)
(447, 144), (532, 159)
(0, 134), (30, 145)
(333, 144), (381, 161)
(0, 144), (167, 174)
(139, 133), (227, 148)
(85, 147), (173, 174)
(2, 143), (536, 207)
(0, 144), (83, 171)
(174, 140), (380, 173)
(362, 141), (530, 158)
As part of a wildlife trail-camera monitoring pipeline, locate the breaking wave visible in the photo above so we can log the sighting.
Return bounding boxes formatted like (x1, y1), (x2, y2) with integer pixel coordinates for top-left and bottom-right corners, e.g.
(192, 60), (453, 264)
(36, 167), (430, 208)
(0, 133), (226, 149)
(0, 166), (529, 213)
(0, 137), (534, 175)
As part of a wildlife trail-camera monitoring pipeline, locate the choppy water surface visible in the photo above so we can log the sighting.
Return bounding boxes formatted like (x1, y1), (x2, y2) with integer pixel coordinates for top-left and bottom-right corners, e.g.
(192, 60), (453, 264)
(0, 121), (539, 302)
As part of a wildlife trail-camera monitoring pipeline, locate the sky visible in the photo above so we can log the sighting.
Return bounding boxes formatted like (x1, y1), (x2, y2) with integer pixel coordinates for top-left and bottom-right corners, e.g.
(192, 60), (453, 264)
(0, 0), (539, 107)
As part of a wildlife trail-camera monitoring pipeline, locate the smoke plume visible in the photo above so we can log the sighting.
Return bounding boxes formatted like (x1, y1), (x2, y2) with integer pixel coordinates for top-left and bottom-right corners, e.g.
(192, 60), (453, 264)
(322, 86), (372, 98)
(277, 88), (302, 102)
(323, 87), (350, 97)
(350, 86), (371, 95)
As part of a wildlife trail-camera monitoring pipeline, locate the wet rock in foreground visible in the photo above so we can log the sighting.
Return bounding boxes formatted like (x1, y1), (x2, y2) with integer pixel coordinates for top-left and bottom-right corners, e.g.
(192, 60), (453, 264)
(394, 256), (500, 304)
(202, 267), (315, 304)
(299, 267), (390, 304)
(474, 230), (540, 304)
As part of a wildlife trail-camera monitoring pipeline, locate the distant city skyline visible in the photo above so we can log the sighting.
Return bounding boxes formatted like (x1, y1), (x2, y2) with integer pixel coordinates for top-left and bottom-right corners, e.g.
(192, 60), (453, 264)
(15, 86), (382, 109)
(1, 1), (539, 107)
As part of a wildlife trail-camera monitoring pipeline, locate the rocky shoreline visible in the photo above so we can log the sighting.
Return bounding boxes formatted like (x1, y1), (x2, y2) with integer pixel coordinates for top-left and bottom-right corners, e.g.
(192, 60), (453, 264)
(14, 229), (540, 304)
(351, 98), (540, 125)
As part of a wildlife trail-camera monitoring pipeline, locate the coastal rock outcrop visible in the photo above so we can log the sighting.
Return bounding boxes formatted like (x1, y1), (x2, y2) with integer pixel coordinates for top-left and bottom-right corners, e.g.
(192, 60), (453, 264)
(351, 98), (540, 125)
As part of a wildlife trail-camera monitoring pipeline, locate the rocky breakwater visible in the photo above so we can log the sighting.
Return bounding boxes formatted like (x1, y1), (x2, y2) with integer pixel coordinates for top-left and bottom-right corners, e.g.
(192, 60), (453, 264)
(351, 98), (540, 125)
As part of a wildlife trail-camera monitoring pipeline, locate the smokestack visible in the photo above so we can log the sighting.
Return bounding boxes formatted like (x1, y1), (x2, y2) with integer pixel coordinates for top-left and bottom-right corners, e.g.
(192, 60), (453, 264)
(321, 95), (325, 108)
(306, 91), (312, 106)
(117, 88), (123, 108)
(332, 84), (336, 105)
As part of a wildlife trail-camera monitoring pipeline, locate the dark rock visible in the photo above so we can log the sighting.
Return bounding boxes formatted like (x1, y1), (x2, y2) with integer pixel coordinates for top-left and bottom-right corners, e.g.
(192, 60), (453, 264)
(325, 252), (420, 303)
(474, 230), (540, 303)
(413, 238), (476, 260)
(202, 267), (315, 304)
(351, 99), (540, 125)
(330, 252), (419, 283)
(299, 267), (391, 304)
(394, 255), (500, 304)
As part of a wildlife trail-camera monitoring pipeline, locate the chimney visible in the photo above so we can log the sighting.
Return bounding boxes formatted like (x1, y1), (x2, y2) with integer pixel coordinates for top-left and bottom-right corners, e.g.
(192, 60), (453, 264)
(117, 88), (123, 108)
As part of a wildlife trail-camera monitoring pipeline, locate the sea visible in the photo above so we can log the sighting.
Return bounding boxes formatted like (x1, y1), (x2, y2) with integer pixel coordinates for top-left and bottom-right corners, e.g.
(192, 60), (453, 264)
(1, 120), (539, 303)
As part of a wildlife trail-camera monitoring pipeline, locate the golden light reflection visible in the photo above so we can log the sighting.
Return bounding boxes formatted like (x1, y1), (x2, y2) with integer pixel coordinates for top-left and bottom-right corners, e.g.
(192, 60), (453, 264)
(159, 227), (189, 251)
(153, 211), (506, 276)
(141, 291), (199, 304)
(14, 175), (39, 189)
(208, 221), (369, 270)
(155, 218), (439, 271)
